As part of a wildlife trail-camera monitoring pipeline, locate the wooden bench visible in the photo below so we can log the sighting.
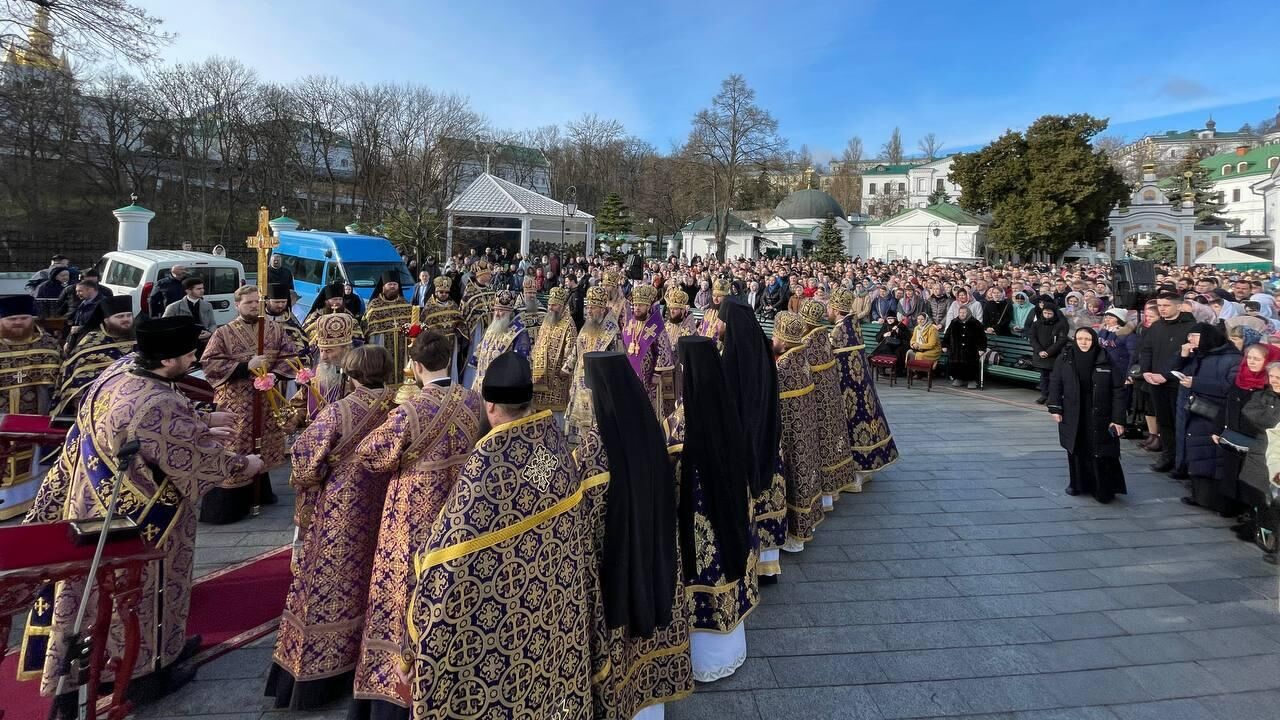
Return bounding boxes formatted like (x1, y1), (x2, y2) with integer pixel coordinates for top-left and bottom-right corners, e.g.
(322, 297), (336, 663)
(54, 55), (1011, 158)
(980, 333), (1041, 387)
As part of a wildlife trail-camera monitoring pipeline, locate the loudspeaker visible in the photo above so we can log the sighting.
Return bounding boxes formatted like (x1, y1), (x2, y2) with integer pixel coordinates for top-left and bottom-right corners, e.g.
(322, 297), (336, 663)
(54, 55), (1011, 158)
(624, 253), (644, 281)
(1112, 259), (1156, 309)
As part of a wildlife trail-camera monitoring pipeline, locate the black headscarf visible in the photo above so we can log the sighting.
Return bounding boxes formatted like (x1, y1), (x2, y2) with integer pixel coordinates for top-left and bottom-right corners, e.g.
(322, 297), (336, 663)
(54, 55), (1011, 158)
(677, 336), (751, 584)
(1190, 322), (1228, 355)
(584, 351), (677, 638)
(1069, 327), (1101, 389)
(719, 299), (781, 497)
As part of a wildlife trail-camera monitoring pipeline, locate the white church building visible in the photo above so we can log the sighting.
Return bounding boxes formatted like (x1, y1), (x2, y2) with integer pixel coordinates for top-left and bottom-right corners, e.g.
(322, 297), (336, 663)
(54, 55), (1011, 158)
(849, 203), (987, 262)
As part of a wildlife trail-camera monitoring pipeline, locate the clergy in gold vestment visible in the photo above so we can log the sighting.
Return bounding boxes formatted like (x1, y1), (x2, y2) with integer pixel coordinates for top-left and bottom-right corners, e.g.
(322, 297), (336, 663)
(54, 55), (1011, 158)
(420, 276), (464, 378)
(409, 352), (590, 719)
(0, 294), (61, 520)
(303, 283), (365, 351)
(19, 316), (262, 704)
(51, 295), (136, 418)
(466, 290), (531, 391)
(772, 312), (824, 554)
(696, 279), (731, 346)
(564, 286), (622, 444)
(576, 351), (692, 718)
(799, 299), (855, 509)
(519, 275), (546, 340)
(287, 313), (355, 429)
(600, 268), (629, 327)
(267, 346), (397, 711)
(349, 331), (485, 720)
(620, 284), (673, 416)
(531, 286), (576, 422)
(828, 289), (899, 491)
(659, 288), (696, 417)
(363, 271), (412, 386)
(459, 261), (497, 389)
(199, 286), (300, 525)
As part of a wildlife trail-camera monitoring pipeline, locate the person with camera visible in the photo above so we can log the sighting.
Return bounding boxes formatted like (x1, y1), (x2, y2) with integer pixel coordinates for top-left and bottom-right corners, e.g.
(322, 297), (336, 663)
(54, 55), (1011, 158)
(1048, 327), (1127, 503)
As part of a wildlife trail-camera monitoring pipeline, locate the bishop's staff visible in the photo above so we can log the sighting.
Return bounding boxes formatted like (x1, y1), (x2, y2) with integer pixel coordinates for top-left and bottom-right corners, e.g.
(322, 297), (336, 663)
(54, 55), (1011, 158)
(246, 207), (277, 517)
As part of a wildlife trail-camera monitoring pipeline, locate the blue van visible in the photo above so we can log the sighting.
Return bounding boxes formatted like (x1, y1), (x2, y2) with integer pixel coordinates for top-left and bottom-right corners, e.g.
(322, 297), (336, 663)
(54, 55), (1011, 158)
(272, 230), (412, 320)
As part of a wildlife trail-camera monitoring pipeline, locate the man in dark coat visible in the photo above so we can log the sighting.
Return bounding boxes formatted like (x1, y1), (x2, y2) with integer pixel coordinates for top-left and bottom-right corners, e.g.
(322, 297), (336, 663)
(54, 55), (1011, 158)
(1137, 293), (1196, 472)
(1029, 301), (1070, 404)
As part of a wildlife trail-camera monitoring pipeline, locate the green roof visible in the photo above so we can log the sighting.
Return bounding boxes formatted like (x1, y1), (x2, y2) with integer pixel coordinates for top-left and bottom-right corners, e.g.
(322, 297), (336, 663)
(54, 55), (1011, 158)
(1202, 145), (1280, 181)
(921, 203), (986, 225)
(271, 215), (299, 224)
(862, 163), (918, 175)
(682, 213), (757, 233)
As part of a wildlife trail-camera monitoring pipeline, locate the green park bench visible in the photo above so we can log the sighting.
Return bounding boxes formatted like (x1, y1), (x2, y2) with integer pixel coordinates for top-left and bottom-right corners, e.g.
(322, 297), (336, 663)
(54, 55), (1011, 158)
(980, 333), (1040, 387)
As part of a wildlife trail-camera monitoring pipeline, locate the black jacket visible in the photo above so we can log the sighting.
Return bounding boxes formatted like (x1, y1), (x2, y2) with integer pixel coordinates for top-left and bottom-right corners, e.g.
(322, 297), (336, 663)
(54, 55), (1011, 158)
(942, 316), (987, 364)
(1048, 351), (1125, 457)
(149, 275), (186, 316)
(1028, 308), (1070, 370)
(982, 299), (1012, 336)
(1137, 312), (1195, 379)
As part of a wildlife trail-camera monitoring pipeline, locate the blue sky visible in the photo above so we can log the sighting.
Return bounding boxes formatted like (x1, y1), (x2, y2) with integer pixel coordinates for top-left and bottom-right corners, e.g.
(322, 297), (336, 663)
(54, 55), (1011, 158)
(134, 0), (1279, 161)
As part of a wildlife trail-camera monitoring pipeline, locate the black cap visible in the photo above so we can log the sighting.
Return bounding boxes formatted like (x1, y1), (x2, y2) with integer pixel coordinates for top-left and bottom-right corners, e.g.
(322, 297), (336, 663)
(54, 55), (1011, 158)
(380, 270), (401, 287)
(136, 316), (199, 360)
(267, 284), (290, 301)
(0, 295), (36, 318)
(103, 295), (134, 316)
(322, 283), (344, 301)
(481, 351), (533, 404)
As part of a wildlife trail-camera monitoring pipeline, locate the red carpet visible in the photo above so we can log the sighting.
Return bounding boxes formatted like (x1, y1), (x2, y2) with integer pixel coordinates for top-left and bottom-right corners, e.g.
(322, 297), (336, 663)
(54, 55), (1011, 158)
(2, 546), (291, 719)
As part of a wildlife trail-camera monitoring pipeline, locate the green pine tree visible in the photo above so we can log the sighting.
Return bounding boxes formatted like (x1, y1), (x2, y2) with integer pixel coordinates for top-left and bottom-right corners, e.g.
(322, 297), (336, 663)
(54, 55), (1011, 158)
(595, 192), (631, 251)
(1165, 152), (1226, 226)
(812, 215), (848, 263)
(927, 186), (951, 205)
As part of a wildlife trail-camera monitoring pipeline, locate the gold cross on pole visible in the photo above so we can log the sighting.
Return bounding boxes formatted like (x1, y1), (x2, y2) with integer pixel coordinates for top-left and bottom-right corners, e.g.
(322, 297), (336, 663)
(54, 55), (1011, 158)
(246, 206), (277, 290)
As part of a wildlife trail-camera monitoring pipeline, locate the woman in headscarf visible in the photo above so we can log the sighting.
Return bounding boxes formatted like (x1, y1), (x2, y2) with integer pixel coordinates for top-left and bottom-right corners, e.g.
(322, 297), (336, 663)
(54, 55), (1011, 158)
(943, 304), (986, 389)
(870, 313), (909, 373)
(1010, 291), (1035, 337)
(1215, 343), (1280, 542)
(981, 286), (1011, 336)
(1172, 323), (1240, 504)
(1061, 291), (1083, 326)
(1181, 299), (1217, 326)
(1029, 300), (1070, 405)
(1238, 361), (1280, 564)
(906, 311), (941, 364)
(1250, 293), (1280, 332)
(1047, 327), (1127, 503)
(693, 278), (712, 310)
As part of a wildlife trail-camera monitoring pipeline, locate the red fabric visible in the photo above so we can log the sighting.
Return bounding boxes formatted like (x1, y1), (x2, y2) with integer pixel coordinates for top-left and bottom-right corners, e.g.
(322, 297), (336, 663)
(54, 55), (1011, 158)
(2, 547), (290, 717)
(0, 522), (152, 573)
(1235, 344), (1280, 390)
(0, 414), (66, 445)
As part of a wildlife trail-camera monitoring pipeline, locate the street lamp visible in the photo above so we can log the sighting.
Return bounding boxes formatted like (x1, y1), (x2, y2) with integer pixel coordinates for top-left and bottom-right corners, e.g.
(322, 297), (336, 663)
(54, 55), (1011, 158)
(926, 220), (940, 263)
(561, 185), (577, 251)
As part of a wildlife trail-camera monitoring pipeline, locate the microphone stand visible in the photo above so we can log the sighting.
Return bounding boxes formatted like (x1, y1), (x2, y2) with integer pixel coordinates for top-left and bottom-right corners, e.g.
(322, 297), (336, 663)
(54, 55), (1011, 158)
(50, 439), (142, 720)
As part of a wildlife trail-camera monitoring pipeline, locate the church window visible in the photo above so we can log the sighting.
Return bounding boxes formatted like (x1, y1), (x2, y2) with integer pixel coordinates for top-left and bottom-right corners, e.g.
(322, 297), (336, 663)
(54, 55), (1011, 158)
(916, 178), (927, 192)
(936, 179), (945, 191)
(1238, 162), (1248, 173)
(869, 183), (877, 195)
(898, 182), (906, 193)
(1232, 189), (1241, 202)
(1222, 165), (1232, 175)
(1269, 157), (1279, 170)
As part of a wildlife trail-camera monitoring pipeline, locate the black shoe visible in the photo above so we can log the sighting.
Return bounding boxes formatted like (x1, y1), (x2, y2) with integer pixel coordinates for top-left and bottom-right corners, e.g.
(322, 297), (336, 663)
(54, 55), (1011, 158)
(1035, 395), (1048, 405)
(759, 574), (779, 586)
(1150, 461), (1174, 473)
(1169, 469), (1190, 481)
(1064, 487), (1080, 496)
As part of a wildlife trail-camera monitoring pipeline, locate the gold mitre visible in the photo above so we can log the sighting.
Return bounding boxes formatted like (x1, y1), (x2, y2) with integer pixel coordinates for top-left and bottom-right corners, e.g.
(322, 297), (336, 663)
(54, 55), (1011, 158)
(602, 269), (622, 288)
(522, 276), (537, 292)
(712, 278), (732, 298)
(585, 286), (609, 309)
(472, 260), (493, 278)
(630, 284), (659, 306)
(494, 290), (517, 311)
(548, 286), (568, 306)
(314, 312), (355, 349)
(773, 311), (807, 345)
(432, 276), (451, 292)
(799, 298), (827, 327)
(665, 287), (689, 309)
(829, 288), (853, 314)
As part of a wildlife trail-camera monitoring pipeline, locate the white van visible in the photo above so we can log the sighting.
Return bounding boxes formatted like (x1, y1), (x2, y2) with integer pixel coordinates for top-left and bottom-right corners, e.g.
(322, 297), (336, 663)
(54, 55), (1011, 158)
(97, 250), (245, 326)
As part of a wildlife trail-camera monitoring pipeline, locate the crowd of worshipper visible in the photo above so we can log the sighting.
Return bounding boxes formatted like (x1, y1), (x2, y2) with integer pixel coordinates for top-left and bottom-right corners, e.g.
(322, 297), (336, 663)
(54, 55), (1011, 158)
(7, 245), (1280, 717)
(6, 249), (901, 719)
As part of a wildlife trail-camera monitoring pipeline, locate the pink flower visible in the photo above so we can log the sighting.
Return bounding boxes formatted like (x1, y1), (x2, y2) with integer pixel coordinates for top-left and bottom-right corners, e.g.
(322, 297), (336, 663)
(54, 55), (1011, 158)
(253, 375), (276, 392)
(296, 368), (315, 384)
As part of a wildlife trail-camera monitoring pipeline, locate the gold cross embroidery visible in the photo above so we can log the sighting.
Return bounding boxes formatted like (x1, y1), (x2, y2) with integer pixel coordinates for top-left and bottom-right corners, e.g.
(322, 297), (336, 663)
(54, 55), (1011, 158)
(522, 445), (558, 493)
(32, 596), (50, 616)
(13, 369), (26, 383)
(141, 524), (160, 542)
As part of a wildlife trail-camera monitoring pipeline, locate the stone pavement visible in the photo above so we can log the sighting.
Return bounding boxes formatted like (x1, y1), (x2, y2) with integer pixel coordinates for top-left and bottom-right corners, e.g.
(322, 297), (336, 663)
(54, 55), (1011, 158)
(118, 381), (1280, 718)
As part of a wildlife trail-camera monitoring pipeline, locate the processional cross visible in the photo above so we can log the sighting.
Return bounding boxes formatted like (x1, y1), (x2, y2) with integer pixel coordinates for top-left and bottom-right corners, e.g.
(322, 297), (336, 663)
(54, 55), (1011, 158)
(245, 206), (276, 515)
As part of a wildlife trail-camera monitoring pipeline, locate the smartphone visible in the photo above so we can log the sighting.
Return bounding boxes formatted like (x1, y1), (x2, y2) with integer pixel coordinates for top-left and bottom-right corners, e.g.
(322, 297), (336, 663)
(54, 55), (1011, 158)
(1170, 371), (1188, 380)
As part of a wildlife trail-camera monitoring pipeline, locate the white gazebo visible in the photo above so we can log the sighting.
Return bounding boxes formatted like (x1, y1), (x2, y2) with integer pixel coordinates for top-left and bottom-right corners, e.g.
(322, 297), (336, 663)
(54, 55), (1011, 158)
(445, 173), (594, 258)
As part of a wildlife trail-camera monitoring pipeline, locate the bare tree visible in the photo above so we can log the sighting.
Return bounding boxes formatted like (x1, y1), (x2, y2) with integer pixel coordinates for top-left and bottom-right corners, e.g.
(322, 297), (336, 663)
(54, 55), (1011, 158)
(1, 0), (171, 65)
(291, 75), (351, 228)
(881, 127), (904, 164)
(685, 74), (785, 259)
(828, 135), (863, 213)
(917, 133), (944, 161)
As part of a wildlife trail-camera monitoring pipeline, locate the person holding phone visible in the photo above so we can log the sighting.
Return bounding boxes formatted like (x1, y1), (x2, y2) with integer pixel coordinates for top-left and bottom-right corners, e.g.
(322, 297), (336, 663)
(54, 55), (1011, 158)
(1048, 327), (1128, 503)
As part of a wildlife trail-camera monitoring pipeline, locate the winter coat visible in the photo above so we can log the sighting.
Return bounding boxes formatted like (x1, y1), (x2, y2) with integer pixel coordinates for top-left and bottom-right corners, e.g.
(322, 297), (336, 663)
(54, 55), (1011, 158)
(909, 323), (942, 361)
(871, 295), (899, 322)
(982, 299), (1012, 336)
(1239, 389), (1280, 498)
(926, 295), (951, 327)
(1173, 344), (1240, 478)
(942, 316), (986, 368)
(850, 293), (873, 323)
(872, 322), (908, 362)
(1096, 325), (1137, 376)
(1028, 310), (1070, 370)
(1136, 312), (1195, 379)
(1216, 385), (1261, 502)
(1047, 351), (1125, 458)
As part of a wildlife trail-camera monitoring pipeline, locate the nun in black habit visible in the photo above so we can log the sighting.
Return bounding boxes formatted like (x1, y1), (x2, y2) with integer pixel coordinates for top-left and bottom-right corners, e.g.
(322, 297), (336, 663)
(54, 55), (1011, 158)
(1047, 327), (1128, 503)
